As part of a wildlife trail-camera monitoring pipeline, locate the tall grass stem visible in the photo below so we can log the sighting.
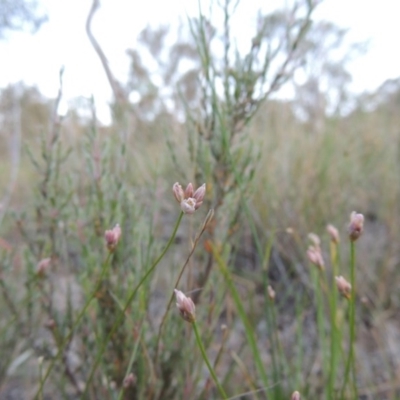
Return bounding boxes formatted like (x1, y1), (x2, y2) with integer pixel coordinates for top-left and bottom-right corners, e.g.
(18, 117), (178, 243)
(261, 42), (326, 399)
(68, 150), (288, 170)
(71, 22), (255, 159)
(82, 211), (184, 395)
(192, 320), (228, 399)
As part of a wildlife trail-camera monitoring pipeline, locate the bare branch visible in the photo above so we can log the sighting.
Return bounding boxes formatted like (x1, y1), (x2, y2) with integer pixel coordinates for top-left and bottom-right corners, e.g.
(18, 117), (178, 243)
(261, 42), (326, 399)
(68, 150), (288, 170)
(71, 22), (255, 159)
(85, 0), (127, 106)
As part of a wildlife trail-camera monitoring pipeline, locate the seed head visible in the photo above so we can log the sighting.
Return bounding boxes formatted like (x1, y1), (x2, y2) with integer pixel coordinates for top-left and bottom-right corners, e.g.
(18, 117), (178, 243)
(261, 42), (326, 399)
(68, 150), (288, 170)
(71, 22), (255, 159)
(174, 289), (196, 323)
(348, 211), (364, 242)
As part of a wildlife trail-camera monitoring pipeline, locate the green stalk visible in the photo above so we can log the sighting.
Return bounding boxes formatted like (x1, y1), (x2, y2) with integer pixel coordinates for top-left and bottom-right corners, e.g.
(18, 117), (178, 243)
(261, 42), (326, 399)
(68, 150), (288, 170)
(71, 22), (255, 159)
(34, 251), (113, 398)
(116, 325), (143, 400)
(310, 266), (329, 399)
(340, 241), (358, 399)
(82, 212), (184, 395)
(192, 320), (228, 399)
(294, 294), (305, 390)
(349, 241), (358, 397)
(212, 245), (270, 389)
(261, 237), (285, 398)
(328, 241), (340, 399)
(268, 293), (286, 399)
(38, 357), (44, 400)
(154, 209), (213, 366)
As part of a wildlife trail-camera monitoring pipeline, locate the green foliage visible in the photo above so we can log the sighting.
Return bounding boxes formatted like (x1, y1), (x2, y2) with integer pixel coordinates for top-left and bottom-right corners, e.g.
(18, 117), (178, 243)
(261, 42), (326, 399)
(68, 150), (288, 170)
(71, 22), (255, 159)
(0, 1), (400, 399)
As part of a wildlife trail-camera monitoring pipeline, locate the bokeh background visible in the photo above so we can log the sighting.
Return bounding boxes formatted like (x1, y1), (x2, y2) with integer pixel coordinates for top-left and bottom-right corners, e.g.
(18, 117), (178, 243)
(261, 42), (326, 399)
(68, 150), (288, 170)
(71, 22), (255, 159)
(1, 0), (400, 399)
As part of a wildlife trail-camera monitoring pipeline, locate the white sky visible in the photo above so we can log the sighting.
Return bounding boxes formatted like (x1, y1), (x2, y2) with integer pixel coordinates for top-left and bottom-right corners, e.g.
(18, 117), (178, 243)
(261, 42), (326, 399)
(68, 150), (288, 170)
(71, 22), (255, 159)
(0, 0), (400, 124)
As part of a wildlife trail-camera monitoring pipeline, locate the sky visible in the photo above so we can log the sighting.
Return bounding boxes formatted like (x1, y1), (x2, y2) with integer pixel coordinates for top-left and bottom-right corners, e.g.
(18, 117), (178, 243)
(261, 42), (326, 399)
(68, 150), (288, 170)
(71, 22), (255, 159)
(0, 0), (400, 124)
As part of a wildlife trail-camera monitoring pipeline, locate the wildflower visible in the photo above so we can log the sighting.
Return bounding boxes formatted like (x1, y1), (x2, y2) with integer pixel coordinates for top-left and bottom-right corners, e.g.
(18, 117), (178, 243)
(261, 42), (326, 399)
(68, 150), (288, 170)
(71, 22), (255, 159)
(327, 224), (340, 244)
(291, 391), (301, 400)
(104, 224), (122, 252)
(348, 211), (364, 242)
(335, 276), (352, 299)
(36, 258), (52, 277)
(172, 182), (206, 214)
(174, 289), (196, 323)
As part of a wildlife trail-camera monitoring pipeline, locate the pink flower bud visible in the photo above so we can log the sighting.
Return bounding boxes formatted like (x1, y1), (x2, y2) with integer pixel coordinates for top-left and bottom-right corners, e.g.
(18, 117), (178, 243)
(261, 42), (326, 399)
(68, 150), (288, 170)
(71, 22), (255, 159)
(174, 289), (196, 323)
(327, 224), (340, 244)
(348, 211), (364, 241)
(104, 224), (122, 252)
(173, 182), (185, 203)
(308, 233), (321, 247)
(45, 319), (56, 330)
(267, 285), (276, 301)
(291, 391), (301, 400)
(193, 183), (206, 209)
(335, 276), (352, 299)
(184, 183), (194, 198)
(307, 246), (324, 270)
(36, 258), (52, 277)
(123, 373), (137, 388)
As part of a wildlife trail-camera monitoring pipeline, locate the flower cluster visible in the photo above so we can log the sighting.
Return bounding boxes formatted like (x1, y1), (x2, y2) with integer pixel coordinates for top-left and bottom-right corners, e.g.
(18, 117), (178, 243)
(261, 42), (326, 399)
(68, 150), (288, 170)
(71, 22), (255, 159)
(348, 211), (364, 242)
(173, 182), (206, 214)
(105, 224), (122, 252)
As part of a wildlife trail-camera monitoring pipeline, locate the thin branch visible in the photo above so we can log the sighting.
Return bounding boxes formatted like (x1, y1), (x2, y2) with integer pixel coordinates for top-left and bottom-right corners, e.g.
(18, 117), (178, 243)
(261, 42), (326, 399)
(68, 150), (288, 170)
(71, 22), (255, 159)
(86, 0), (127, 105)
(0, 86), (22, 229)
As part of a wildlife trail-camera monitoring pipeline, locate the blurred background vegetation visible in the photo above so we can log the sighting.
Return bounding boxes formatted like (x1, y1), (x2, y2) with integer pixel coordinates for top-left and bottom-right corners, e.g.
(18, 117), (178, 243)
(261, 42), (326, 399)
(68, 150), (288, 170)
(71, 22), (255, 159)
(1, 0), (400, 399)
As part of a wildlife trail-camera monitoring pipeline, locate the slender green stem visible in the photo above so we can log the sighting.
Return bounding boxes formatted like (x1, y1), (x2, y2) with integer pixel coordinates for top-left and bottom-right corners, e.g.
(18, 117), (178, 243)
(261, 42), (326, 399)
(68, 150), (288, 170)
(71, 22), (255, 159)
(212, 245), (270, 389)
(311, 266), (329, 399)
(328, 241), (340, 399)
(155, 209), (213, 366)
(192, 321), (228, 399)
(116, 325), (143, 400)
(38, 357), (44, 400)
(341, 241), (358, 399)
(34, 251), (113, 399)
(82, 212), (184, 395)
(261, 236), (284, 398)
(294, 294), (305, 390)
(349, 242), (358, 397)
(268, 294), (286, 399)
